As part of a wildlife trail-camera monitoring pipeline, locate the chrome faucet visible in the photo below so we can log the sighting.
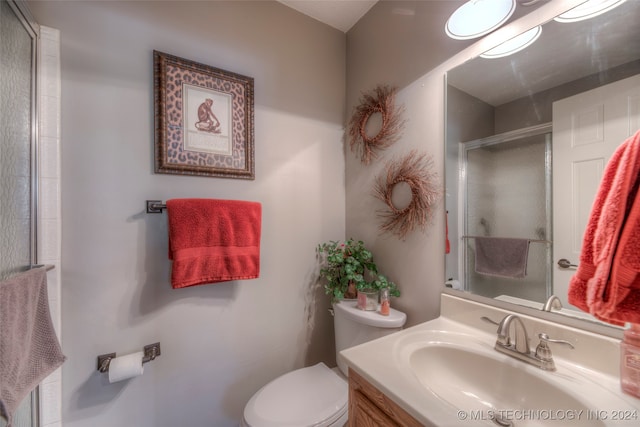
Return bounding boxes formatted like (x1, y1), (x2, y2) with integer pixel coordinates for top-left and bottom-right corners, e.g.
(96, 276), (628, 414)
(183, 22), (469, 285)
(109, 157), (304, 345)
(542, 295), (563, 312)
(496, 314), (530, 354)
(493, 314), (574, 371)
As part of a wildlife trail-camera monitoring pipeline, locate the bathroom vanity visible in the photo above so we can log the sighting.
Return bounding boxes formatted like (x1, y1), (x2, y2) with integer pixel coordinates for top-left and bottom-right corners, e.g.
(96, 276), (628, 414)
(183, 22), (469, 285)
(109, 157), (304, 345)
(348, 368), (421, 426)
(341, 292), (640, 426)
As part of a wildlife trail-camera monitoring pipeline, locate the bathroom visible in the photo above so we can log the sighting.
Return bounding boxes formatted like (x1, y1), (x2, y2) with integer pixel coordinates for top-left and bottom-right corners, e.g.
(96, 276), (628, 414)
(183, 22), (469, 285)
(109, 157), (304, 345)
(2, 0), (639, 426)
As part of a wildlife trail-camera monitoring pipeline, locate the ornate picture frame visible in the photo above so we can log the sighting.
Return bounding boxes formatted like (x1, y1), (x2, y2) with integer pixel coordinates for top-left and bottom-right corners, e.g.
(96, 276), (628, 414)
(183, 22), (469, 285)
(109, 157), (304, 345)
(154, 51), (255, 179)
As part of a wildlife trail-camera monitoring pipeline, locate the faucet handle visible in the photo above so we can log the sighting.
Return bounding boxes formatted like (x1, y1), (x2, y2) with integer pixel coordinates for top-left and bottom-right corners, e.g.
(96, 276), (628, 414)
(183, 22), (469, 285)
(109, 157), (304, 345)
(481, 316), (500, 326)
(537, 333), (575, 349)
(534, 333), (574, 371)
(535, 333), (574, 369)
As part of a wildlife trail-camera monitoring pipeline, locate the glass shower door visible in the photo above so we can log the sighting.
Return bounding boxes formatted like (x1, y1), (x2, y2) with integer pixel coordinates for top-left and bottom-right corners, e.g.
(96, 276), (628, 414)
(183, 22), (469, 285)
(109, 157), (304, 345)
(1, 0), (39, 426)
(461, 127), (552, 303)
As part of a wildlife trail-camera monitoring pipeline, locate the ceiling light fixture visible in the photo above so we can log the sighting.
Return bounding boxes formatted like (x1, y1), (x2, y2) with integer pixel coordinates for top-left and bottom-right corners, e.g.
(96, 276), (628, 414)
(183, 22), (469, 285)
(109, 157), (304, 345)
(554, 0), (626, 23)
(480, 25), (542, 59)
(445, 0), (517, 40)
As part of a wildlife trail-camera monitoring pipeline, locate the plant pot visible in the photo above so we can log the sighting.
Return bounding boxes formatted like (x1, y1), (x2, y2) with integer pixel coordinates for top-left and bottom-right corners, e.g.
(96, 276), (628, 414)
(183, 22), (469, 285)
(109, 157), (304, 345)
(344, 281), (358, 299)
(357, 288), (378, 311)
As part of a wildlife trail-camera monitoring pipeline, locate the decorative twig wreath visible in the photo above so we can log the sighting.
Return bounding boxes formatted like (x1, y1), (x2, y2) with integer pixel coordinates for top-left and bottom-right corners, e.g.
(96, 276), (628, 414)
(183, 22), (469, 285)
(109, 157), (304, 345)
(373, 150), (441, 239)
(348, 85), (405, 165)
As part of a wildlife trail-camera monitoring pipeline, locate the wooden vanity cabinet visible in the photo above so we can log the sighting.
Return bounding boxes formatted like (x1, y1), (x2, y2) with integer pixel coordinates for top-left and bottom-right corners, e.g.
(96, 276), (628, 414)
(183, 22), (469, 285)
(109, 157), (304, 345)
(348, 368), (423, 427)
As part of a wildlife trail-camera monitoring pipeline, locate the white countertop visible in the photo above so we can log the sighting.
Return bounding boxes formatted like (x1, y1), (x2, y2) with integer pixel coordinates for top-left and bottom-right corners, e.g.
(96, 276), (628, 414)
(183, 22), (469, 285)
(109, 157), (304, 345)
(340, 293), (640, 426)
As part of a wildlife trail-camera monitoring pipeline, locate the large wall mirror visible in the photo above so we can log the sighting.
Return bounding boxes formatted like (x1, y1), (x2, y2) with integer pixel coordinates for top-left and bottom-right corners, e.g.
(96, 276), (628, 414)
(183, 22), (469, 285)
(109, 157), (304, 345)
(445, 0), (640, 330)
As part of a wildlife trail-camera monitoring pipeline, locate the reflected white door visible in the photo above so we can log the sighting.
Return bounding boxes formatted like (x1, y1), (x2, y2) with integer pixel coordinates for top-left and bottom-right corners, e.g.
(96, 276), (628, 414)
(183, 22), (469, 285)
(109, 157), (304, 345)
(552, 74), (640, 308)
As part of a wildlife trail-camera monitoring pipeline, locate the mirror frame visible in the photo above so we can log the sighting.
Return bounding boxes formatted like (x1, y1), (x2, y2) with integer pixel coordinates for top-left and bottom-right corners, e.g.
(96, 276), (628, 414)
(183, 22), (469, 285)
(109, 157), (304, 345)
(442, 288), (623, 339)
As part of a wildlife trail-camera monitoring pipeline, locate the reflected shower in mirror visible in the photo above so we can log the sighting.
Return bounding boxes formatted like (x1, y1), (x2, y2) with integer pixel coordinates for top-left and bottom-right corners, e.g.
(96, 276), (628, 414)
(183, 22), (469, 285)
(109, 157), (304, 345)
(445, 0), (640, 327)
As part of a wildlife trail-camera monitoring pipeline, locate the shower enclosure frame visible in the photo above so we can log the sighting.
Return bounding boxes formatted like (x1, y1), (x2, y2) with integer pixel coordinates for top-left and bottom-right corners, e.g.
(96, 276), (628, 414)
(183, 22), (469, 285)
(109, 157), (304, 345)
(457, 122), (553, 300)
(3, 0), (41, 425)
(5, 0), (40, 269)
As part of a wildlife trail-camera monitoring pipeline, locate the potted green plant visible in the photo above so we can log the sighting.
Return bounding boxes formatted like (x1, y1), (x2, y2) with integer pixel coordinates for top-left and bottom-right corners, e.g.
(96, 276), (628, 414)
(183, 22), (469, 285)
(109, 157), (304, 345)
(316, 238), (400, 303)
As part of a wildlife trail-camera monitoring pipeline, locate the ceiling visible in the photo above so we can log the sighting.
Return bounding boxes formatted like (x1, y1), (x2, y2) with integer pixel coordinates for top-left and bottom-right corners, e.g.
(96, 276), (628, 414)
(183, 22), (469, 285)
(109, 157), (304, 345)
(447, 0), (640, 106)
(277, 0), (378, 32)
(276, 0), (542, 33)
(277, 0), (640, 106)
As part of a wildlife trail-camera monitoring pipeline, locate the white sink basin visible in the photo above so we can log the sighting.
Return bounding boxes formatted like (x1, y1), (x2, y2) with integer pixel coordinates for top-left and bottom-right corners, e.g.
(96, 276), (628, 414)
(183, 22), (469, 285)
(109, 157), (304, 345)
(409, 343), (598, 426)
(340, 301), (640, 427)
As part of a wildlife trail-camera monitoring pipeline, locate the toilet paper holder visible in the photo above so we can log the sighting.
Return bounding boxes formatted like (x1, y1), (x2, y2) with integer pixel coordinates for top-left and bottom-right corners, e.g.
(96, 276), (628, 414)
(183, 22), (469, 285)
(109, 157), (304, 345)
(97, 342), (161, 373)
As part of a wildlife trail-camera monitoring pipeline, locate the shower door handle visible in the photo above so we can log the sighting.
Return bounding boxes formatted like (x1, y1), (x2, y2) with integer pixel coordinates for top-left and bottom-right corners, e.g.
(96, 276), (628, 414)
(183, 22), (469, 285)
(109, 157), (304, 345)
(557, 258), (578, 269)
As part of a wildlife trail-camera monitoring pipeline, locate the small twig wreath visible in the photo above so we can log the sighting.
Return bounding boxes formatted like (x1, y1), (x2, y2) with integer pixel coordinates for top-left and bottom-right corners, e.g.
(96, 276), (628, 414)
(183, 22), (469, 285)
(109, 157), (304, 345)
(348, 85), (405, 165)
(373, 150), (441, 239)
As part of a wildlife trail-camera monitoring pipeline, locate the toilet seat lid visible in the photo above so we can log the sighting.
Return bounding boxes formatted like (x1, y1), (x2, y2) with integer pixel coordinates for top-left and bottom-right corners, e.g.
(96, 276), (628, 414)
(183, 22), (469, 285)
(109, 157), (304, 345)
(243, 362), (347, 427)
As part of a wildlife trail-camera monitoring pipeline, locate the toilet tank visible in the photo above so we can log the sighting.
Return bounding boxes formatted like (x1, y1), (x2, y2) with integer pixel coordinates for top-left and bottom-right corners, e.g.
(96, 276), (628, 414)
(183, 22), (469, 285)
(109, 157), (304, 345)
(333, 300), (407, 376)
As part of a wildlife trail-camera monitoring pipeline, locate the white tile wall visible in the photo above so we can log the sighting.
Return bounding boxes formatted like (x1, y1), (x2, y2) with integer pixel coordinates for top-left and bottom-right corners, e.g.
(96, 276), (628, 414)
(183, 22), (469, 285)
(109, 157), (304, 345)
(37, 25), (62, 427)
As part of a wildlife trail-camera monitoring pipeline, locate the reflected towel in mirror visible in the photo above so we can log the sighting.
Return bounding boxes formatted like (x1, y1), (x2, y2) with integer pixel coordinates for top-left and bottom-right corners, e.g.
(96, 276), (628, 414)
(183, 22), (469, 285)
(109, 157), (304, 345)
(568, 129), (640, 325)
(474, 237), (530, 279)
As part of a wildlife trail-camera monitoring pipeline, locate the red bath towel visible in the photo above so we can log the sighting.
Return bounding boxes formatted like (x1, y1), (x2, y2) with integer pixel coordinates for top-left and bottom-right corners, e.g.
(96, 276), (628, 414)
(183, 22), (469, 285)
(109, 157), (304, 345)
(568, 130), (640, 325)
(166, 198), (262, 289)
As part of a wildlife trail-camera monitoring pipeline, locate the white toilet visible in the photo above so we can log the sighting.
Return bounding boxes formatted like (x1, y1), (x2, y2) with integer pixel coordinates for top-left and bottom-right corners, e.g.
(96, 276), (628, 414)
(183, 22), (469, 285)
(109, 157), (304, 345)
(241, 300), (407, 427)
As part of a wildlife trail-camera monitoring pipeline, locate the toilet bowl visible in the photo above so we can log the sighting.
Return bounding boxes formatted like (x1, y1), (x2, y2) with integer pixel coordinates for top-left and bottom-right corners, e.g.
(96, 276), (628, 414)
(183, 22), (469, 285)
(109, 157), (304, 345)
(242, 301), (407, 427)
(241, 363), (348, 427)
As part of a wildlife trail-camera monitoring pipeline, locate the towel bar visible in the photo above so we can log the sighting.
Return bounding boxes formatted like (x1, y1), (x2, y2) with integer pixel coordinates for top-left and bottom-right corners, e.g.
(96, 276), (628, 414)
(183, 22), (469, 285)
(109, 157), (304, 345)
(146, 200), (166, 214)
(97, 342), (161, 373)
(461, 235), (551, 244)
(28, 264), (55, 271)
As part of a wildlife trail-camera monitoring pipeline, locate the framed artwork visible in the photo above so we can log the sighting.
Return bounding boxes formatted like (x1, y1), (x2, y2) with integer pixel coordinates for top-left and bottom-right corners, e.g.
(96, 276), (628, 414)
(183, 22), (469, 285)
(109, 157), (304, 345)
(153, 51), (255, 179)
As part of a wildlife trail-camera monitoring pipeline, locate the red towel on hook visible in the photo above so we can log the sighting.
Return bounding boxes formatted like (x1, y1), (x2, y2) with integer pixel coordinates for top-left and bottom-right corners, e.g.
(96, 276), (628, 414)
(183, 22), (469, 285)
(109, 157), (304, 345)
(568, 129), (640, 325)
(445, 211), (451, 254)
(166, 198), (262, 289)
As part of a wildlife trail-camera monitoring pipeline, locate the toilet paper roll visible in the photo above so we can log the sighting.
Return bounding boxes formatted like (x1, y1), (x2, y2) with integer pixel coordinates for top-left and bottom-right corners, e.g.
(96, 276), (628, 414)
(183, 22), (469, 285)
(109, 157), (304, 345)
(445, 279), (462, 291)
(108, 351), (145, 383)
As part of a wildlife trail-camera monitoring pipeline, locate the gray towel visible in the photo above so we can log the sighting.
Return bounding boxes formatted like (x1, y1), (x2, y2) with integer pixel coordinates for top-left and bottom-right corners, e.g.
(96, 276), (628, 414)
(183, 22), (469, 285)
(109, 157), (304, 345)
(0, 268), (65, 426)
(474, 237), (531, 279)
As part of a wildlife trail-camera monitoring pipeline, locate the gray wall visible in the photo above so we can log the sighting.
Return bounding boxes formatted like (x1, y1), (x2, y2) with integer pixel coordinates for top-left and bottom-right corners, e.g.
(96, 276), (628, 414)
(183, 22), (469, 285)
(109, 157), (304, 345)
(345, 0), (473, 327)
(27, 1), (346, 426)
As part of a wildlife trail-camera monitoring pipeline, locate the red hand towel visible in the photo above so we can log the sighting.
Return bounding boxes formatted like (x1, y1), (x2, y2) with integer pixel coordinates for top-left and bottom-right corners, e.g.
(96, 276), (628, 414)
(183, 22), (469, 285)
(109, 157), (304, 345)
(598, 185), (640, 325)
(568, 130), (640, 325)
(568, 138), (628, 313)
(166, 198), (262, 289)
